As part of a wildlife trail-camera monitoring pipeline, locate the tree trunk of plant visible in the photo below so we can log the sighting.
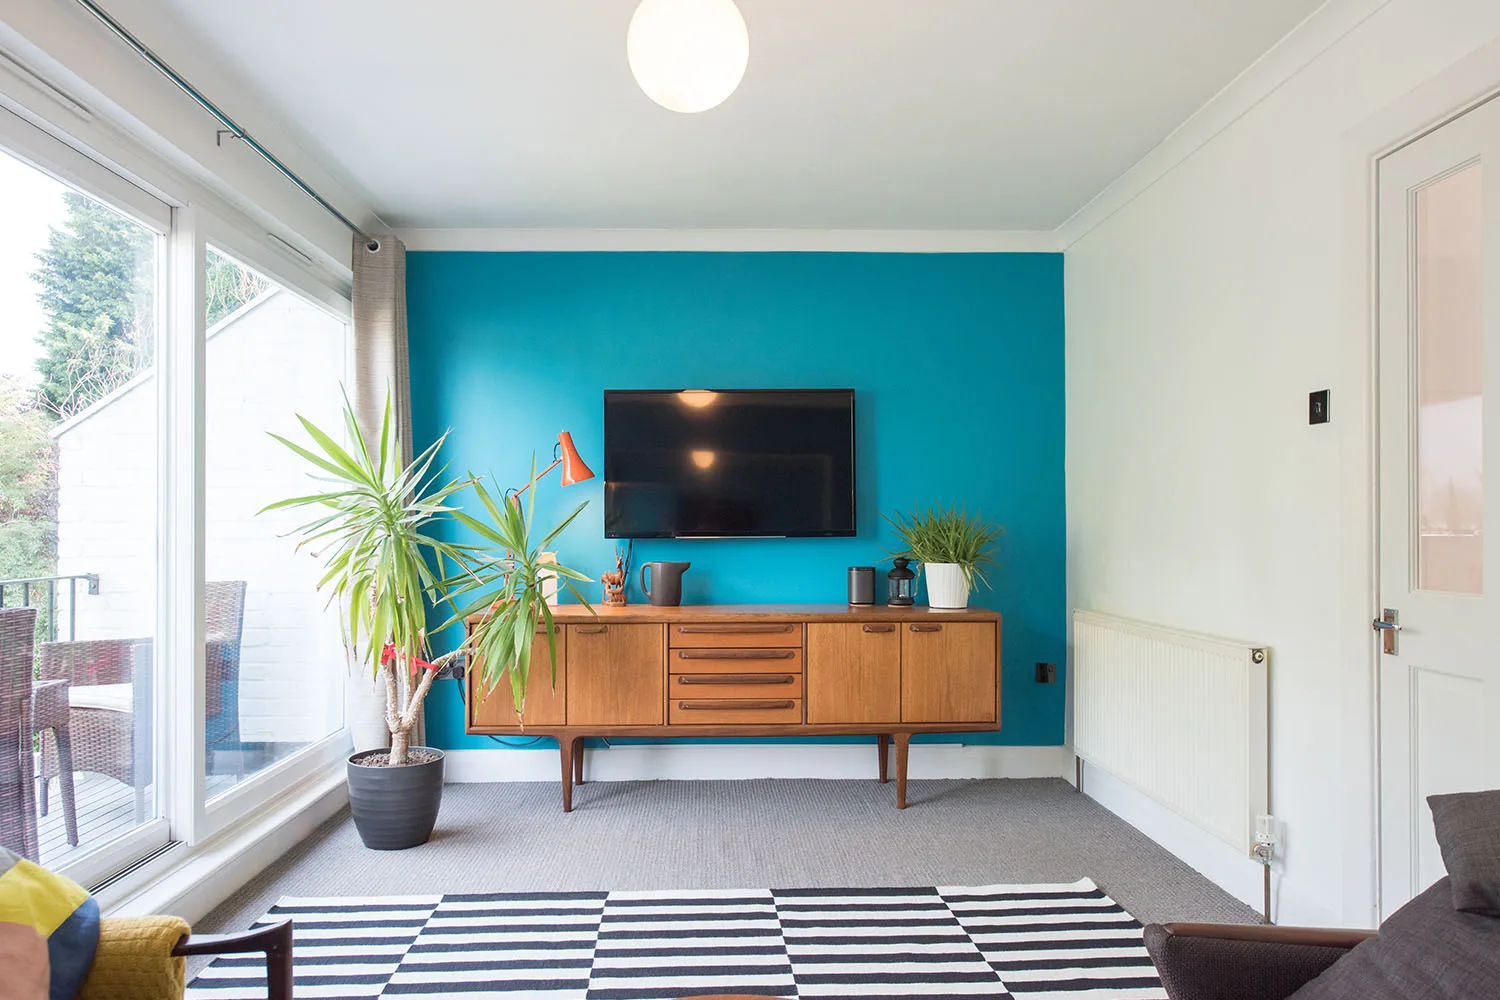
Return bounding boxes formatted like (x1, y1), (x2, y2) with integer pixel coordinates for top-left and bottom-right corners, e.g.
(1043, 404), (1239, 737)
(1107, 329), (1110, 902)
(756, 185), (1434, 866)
(390, 726), (410, 766)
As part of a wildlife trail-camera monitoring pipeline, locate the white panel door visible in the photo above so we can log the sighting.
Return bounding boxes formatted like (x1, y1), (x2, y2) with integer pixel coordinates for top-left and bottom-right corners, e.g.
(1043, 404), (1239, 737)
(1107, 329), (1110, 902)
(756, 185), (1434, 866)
(1377, 95), (1500, 918)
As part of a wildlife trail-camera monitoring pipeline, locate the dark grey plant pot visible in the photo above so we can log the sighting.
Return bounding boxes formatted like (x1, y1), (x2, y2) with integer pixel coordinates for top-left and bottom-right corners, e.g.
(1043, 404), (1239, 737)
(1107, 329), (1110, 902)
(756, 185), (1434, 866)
(347, 747), (445, 850)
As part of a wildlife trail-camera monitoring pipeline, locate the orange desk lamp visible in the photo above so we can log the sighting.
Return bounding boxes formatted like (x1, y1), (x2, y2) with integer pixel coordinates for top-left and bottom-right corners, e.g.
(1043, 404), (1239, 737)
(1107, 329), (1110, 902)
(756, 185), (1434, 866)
(508, 431), (594, 502)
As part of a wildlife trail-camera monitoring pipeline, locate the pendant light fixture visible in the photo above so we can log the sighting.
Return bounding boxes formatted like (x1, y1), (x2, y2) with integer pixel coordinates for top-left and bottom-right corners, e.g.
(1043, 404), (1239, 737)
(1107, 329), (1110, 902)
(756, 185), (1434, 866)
(627, 0), (749, 114)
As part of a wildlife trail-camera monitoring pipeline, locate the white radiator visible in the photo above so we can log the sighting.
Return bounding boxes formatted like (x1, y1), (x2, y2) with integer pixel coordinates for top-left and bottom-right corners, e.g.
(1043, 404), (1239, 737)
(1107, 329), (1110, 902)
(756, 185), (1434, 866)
(1073, 611), (1270, 853)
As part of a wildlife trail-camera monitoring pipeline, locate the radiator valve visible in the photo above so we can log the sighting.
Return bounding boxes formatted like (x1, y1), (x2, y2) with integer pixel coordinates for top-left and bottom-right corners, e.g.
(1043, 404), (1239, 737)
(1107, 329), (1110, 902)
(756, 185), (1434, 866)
(1250, 814), (1277, 865)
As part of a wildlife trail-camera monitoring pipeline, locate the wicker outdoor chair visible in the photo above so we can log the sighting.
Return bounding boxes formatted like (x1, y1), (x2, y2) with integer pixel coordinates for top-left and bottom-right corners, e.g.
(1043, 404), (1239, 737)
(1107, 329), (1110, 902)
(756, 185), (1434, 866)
(37, 636), (149, 818)
(37, 580), (248, 820)
(2, 606), (81, 859)
(202, 580), (248, 772)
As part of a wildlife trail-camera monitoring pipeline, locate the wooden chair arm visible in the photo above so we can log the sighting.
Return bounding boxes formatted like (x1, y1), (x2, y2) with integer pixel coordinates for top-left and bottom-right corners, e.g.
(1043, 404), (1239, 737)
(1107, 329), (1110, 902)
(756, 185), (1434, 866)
(1159, 922), (1377, 949)
(173, 918), (293, 1000)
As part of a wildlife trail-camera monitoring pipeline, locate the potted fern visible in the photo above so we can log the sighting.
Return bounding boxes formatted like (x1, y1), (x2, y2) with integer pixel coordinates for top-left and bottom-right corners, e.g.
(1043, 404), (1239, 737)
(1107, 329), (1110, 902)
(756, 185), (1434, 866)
(883, 503), (1003, 610)
(263, 390), (591, 849)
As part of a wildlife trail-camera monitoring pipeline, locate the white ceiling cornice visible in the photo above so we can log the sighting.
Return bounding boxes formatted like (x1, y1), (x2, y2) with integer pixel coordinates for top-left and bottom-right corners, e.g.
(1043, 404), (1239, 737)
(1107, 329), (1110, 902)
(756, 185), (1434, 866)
(395, 228), (1063, 253)
(1055, 0), (1394, 248)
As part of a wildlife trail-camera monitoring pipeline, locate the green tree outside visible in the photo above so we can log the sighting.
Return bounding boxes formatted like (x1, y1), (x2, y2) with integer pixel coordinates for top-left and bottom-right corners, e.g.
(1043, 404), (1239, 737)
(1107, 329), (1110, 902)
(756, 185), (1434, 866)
(207, 248), (272, 327)
(2, 191), (271, 604)
(29, 194), (273, 419)
(0, 379), (57, 584)
(31, 192), (155, 419)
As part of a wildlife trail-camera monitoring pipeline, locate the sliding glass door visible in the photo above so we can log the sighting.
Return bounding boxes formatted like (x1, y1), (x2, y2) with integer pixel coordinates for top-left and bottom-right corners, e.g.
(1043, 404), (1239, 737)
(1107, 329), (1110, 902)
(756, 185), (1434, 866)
(0, 110), (352, 883)
(0, 139), (170, 882)
(201, 245), (348, 807)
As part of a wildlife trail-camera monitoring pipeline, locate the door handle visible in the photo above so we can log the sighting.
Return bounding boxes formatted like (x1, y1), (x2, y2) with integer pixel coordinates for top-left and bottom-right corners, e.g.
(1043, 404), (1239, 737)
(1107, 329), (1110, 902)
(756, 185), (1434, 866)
(1372, 609), (1400, 655)
(575, 624), (609, 635)
(862, 624), (896, 633)
(908, 624), (943, 633)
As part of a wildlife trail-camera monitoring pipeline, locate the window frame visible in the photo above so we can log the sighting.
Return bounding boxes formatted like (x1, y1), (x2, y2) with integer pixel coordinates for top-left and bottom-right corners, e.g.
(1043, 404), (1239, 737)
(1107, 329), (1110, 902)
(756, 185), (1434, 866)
(0, 105), (354, 876)
(195, 209), (353, 840)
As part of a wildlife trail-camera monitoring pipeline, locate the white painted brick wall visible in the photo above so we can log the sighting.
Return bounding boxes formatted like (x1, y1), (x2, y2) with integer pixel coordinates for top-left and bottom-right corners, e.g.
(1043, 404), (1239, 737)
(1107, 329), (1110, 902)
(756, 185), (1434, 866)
(55, 290), (348, 743)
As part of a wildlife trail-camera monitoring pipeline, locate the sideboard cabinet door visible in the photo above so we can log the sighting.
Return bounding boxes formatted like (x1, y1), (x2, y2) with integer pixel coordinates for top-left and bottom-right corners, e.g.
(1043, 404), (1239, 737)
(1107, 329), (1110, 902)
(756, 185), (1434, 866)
(901, 622), (997, 724)
(806, 623), (901, 724)
(566, 623), (665, 726)
(469, 626), (568, 728)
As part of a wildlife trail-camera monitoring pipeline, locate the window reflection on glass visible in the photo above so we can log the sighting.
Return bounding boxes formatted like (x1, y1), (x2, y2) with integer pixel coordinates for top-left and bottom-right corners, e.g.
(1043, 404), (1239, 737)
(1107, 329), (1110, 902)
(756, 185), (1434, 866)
(0, 148), (159, 867)
(1415, 163), (1484, 595)
(204, 249), (346, 798)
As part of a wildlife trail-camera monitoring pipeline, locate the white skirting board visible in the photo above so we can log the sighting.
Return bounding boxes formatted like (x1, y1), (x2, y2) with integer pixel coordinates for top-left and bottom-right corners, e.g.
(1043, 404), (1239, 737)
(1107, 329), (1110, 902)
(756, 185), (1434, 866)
(443, 743), (1073, 783)
(1078, 760), (1266, 914)
(1080, 761), (1340, 927)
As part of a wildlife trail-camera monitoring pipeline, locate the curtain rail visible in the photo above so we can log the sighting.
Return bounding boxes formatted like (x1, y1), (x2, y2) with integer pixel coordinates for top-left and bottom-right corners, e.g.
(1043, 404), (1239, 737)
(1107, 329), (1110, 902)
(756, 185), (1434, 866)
(72, 0), (377, 247)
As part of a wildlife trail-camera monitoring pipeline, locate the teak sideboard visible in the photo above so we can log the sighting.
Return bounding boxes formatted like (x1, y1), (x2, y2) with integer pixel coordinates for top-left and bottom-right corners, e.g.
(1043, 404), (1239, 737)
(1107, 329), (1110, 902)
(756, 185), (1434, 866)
(464, 603), (1001, 810)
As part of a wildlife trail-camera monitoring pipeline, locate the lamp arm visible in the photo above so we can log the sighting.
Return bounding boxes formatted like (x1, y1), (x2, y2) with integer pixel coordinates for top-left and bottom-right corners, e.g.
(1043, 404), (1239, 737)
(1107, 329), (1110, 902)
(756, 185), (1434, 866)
(505, 438), (569, 502)
(507, 455), (563, 501)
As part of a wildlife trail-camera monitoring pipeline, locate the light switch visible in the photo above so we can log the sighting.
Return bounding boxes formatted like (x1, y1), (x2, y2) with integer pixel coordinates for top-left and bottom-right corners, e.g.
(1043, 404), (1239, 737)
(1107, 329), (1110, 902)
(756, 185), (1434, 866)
(1309, 389), (1330, 425)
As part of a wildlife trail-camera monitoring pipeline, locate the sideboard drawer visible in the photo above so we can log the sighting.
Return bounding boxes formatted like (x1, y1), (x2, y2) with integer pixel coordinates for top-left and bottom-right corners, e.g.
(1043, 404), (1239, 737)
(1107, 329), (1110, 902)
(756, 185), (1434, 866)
(669, 698), (803, 725)
(669, 672), (803, 700)
(669, 623), (803, 648)
(668, 647), (804, 673)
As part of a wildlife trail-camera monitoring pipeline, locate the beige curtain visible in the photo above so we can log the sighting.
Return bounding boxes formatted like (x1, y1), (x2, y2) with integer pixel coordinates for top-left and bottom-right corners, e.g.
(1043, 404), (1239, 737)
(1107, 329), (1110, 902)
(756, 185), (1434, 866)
(347, 234), (417, 751)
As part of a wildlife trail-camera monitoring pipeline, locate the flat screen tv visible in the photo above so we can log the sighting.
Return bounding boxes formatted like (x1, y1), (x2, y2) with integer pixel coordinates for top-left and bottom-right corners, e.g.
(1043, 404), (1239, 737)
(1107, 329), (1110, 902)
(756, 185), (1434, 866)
(604, 389), (856, 538)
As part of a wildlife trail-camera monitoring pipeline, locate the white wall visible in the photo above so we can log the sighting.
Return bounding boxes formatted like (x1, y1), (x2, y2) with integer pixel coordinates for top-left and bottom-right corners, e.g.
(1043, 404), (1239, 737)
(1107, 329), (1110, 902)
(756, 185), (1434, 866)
(1065, 0), (1500, 927)
(56, 288), (347, 743)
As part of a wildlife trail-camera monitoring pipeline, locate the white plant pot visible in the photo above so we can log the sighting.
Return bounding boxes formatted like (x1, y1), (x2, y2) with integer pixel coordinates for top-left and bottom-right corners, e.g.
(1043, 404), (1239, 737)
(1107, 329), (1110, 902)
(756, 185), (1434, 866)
(924, 563), (970, 609)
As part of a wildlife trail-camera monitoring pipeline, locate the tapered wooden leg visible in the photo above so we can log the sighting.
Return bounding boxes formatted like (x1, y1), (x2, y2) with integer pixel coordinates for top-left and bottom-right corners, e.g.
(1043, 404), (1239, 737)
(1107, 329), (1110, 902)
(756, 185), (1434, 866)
(894, 733), (912, 809)
(559, 735), (575, 813)
(878, 735), (890, 783)
(573, 738), (585, 785)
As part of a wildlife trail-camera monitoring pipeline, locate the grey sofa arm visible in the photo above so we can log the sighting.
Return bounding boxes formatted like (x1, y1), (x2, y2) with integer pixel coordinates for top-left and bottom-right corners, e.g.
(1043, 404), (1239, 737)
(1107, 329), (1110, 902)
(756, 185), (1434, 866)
(1144, 922), (1376, 1000)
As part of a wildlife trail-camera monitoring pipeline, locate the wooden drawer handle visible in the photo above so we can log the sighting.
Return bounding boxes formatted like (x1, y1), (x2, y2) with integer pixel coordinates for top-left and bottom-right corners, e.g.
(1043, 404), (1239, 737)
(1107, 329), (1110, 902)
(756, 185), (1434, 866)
(575, 624), (609, 634)
(909, 624), (944, 633)
(677, 699), (796, 711)
(675, 624), (795, 634)
(675, 674), (796, 686)
(676, 649), (797, 660)
(862, 624), (896, 633)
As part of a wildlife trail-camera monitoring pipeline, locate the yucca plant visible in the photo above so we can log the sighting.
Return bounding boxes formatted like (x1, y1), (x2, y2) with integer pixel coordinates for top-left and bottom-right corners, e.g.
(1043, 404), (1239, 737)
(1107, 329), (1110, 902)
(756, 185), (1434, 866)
(439, 458), (593, 717)
(883, 503), (1004, 589)
(263, 389), (592, 765)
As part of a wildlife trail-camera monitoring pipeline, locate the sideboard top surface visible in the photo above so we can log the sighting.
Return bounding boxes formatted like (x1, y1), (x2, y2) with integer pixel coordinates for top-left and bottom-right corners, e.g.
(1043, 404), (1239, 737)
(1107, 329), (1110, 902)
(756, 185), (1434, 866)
(467, 603), (1002, 626)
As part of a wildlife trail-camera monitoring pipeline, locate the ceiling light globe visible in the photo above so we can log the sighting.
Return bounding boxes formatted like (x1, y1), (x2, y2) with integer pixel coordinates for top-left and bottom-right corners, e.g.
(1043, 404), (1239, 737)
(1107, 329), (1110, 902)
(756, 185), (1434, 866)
(627, 0), (749, 114)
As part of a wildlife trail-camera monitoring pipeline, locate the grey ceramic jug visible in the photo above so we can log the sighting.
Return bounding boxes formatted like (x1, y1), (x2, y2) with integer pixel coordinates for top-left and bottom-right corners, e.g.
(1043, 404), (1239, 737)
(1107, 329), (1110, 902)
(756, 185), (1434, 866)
(640, 561), (691, 607)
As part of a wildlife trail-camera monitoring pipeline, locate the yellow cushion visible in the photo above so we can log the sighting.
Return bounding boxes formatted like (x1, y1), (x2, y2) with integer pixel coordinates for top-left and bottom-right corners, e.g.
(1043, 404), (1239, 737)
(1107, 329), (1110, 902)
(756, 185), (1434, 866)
(0, 857), (90, 935)
(0, 847), (100, 999)
(78, 916), (190, 1000)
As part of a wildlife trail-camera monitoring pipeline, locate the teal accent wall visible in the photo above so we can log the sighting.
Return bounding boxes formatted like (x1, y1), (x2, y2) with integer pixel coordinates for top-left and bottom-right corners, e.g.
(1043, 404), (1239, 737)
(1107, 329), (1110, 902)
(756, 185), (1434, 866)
(407, 251), (1065, 749)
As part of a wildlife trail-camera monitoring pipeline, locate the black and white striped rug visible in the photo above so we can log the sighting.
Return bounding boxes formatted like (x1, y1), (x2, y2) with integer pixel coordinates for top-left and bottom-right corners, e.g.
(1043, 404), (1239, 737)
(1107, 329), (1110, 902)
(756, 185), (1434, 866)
(186, 879), (1166, 1000)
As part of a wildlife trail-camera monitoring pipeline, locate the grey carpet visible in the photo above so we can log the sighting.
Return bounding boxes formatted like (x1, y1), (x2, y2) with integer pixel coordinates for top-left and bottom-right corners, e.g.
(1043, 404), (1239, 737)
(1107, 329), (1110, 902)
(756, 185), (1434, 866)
(197, 777), (1257, 957)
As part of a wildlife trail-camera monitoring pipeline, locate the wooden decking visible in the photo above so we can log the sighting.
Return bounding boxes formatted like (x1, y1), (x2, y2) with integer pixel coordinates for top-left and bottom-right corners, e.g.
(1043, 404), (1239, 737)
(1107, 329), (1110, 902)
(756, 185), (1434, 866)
(37, 772), (234, 869)
(37, 772), (150, 868)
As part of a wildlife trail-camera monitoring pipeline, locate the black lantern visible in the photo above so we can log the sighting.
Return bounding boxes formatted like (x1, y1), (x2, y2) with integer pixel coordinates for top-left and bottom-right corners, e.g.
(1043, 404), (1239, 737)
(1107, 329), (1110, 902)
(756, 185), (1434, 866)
(887, 557), (916, 607)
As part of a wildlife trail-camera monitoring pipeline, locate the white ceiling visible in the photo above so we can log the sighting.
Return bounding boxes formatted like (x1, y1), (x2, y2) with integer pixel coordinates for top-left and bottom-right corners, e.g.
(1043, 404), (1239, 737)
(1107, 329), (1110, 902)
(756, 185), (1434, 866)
(108, 0), (1325, 231)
